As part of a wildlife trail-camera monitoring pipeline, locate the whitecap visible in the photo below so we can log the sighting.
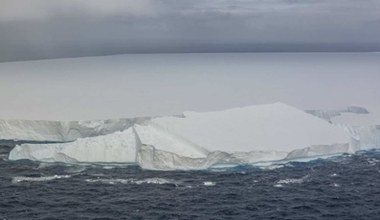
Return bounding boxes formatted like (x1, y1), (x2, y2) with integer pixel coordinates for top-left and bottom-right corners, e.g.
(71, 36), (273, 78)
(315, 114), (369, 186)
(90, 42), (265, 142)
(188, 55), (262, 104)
(277, 178), (303, 184)
(203, 181), (216, 186)
(85, 177), (181, 186)
(134, 178), (177, 185)
(12, 175), (71, 183)
(85, 178), (127, 184)
(276, 175), (310, 185)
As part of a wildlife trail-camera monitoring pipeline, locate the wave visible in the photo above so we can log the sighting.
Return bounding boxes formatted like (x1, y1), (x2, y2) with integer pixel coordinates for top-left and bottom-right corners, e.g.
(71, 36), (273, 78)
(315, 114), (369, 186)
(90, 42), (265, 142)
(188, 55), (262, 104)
(85, 177), (181, 186)
(274, 174), (310, 188)
(12, 175), (71, 183)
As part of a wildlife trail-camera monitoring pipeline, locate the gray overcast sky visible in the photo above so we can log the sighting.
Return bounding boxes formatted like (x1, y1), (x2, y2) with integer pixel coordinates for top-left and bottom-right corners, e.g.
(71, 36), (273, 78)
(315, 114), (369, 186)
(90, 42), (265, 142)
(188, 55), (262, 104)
(1, 0), (380, 62)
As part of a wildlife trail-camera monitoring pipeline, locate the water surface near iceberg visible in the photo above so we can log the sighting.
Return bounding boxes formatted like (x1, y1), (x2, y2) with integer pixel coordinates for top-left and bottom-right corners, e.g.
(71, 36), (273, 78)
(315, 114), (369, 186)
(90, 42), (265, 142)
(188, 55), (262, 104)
(1, 150), (379, 219)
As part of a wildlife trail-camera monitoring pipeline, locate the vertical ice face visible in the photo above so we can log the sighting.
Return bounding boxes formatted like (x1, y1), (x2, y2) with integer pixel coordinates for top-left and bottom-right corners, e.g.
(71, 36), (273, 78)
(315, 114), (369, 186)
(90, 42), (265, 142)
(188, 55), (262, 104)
(0, 120), (66, 142)
(310, 105), (380, 151)
(9, 128), (139, 163)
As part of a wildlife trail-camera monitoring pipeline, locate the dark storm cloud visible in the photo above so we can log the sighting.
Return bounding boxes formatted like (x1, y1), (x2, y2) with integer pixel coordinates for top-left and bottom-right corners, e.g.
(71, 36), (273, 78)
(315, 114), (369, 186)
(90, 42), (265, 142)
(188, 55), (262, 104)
(0, 0), (380, 62)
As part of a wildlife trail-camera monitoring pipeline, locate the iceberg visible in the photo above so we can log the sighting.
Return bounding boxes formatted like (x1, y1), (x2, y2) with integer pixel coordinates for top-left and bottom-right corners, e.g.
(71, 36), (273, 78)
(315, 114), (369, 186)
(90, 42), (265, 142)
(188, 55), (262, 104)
(9, 128), (139, 163)
(305, 106), (370, 122)
(307, 105), (380, 153)
(150, 103), (350, 152)
(6, 102), (379, 170)
(0, 117), (148, 142)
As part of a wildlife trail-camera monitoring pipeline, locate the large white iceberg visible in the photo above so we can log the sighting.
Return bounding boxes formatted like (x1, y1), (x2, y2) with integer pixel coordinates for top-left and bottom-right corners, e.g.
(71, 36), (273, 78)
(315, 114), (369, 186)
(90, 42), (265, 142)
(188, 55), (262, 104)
(7, 102), (377, 170)
(6, 103), (380, 170)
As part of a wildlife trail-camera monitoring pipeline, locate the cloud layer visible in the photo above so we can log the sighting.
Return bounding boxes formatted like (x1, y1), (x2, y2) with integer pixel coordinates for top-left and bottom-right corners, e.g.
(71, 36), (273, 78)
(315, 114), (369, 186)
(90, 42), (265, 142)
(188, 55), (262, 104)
(0, 0), (156, 21)
(0, 0), (380, 61)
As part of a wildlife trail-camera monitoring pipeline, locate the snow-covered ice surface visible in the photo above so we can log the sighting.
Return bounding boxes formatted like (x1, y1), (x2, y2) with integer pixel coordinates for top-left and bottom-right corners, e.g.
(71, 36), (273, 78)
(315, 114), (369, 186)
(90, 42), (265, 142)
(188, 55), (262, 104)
(7, 102), (377, 170)
(0, 117), (148, 142)
(151, 102), (349, 153)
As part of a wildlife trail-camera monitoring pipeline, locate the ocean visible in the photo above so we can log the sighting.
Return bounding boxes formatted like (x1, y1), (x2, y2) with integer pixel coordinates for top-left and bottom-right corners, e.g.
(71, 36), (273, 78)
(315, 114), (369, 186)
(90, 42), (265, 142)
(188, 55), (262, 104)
(1, 148), (380, 219)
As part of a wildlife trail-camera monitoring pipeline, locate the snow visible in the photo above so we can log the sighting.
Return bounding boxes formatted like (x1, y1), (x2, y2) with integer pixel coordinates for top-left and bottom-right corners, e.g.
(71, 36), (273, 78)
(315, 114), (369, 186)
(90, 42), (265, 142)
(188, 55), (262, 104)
(0, 120), (67, 142)
(6, 102), (363, 170)
(134, 124), (208, 158)
(0, 118), (147, 142)
(151, 102), (350, 152)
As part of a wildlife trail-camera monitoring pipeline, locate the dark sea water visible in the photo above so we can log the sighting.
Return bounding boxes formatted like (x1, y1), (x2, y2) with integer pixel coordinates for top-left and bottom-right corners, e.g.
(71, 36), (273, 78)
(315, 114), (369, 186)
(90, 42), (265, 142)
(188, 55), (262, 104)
(1, 150), (380, 220)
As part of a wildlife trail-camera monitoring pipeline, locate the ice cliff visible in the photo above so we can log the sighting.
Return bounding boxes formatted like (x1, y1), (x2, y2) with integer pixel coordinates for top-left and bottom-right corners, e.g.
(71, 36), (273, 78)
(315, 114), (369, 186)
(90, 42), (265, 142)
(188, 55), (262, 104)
(308, 105), (380, 154)
(6, 102), (380, 170)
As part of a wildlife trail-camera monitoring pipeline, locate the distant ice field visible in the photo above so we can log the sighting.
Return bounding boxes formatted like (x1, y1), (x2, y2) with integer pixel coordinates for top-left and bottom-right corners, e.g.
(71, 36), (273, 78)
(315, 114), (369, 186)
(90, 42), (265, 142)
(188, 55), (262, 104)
(0, 52), (379, 120)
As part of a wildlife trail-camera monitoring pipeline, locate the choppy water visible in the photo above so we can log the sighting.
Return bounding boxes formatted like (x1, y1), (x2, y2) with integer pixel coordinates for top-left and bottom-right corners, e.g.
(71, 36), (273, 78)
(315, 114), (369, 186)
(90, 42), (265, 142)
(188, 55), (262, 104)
(1, 150), (380, 219)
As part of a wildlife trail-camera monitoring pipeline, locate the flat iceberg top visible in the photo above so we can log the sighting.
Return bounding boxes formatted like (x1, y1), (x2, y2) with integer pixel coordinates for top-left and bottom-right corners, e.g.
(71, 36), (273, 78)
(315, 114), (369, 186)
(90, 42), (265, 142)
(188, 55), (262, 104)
(0, 117), (148, 142)
(151, 102), (350, 152)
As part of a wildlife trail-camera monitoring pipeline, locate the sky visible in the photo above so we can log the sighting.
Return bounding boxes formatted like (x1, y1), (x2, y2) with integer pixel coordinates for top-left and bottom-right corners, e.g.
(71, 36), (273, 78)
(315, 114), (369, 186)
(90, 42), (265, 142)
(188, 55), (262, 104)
(0, 1), (379, 120)
(0, 0), (380, 62)
(0, 53), (379, 120)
